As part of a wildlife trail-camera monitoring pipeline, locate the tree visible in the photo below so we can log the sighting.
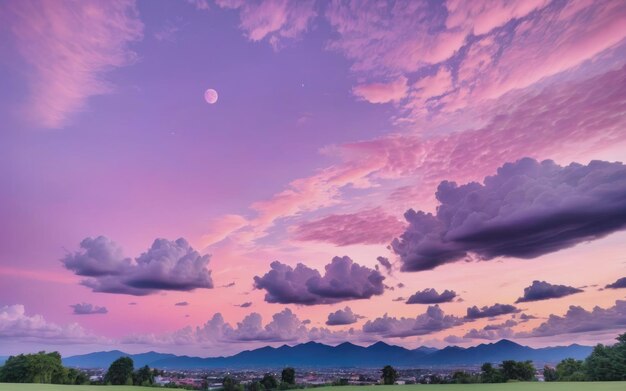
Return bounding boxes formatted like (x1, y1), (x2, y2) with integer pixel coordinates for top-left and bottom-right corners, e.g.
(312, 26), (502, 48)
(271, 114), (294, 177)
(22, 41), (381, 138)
(223, 375), (242, 391)
(585, 333), (626, 381)
(133, 365), (154, 386)
(543, 366), (557, 382)
(65, 368), (88, 385)
(261, 373), (279, 390)
(247, 380), (263, 391)
(0, 352), (65, 384)
(381, 365), (398, 385)
(480, 363), (504, 383)
(500, 360), (535, 381)
(556, 358), (586, 381)
(451, 371), (477, 384)
(104, 357), (134, 385)
(281, 367), (295, 385)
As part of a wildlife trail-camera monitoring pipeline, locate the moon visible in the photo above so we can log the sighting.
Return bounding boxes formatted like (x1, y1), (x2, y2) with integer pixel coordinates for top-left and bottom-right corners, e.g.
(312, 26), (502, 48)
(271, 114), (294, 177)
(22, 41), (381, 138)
(204, 88), (218, 104)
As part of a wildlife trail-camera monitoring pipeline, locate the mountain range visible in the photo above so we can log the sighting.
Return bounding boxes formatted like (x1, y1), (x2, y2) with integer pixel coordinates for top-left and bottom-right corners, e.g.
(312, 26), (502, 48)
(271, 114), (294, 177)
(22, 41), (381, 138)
(60, 340), (592, 369)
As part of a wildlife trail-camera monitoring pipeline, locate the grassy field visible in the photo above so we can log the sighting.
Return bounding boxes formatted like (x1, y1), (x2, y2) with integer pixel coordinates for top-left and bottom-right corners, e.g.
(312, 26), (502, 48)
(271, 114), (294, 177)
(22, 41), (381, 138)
(1, 384), (626, 391)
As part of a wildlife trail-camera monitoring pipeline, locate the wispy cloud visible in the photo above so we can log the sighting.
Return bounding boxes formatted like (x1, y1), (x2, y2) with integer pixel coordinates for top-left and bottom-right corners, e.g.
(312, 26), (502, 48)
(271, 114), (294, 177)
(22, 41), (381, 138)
(2, 0), (143, 128)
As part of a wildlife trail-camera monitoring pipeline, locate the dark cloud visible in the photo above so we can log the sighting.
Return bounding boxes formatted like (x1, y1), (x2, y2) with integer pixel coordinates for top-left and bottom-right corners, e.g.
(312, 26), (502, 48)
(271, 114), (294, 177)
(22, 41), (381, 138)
(62, 236), (131, 277)
(63, 237), (213, 296)
(464, 320), (517, 340)
(363, 305), (464, 337)
(175, 301), (189, 306)
(392, 158), (626, 271)
(518, 313), (537, 321)
(128, 302), (137, 305)
(406, 288), (457, 304)
(466, 303), (520, 319)
(397, 283), (405, 288)
(376, 256), (393, 273)
(222, 282), (236, 288)
(238, 302), (253, 308)
(516, 280), (583, 303)
(519, 300), (626, 337)
(70, 303), (108, 315)
(606, 277), (626, 289)
(326, 307), (362, 326)
(392, 297), (405, 302)
(253, 256), (385, 305)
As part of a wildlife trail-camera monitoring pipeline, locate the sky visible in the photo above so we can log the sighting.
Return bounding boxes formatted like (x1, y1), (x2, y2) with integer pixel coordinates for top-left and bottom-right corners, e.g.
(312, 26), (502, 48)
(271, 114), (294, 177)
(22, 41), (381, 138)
(0, 0), (625, 357)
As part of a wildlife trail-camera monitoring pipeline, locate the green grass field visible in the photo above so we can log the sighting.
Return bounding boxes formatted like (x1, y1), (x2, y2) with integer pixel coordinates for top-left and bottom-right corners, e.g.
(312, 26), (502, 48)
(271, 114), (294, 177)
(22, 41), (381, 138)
(1, 384), (626, 391)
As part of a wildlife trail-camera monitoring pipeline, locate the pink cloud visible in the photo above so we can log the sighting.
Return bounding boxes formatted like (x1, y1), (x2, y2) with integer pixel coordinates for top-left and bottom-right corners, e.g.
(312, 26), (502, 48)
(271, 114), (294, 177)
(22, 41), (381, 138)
(202, 214), (249, 246)
(444, 0), (626, 112)
(353, 76), (408, 104)
(2, 0), (143, 128)
(446, 0), (550, 35)
(339, 64), (626, 194)
(325, 1), (466, 73)
(325, 0), (625, 122)
(0, 304), (102, 344)
(206, 64), (626, 245)
(216, 0), (316, 49)
(293, 207), (405, 246)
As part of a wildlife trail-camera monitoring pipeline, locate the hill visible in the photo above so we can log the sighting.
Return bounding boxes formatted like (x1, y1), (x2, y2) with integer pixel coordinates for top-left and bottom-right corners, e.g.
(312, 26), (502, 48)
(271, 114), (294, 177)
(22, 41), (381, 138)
(61, 339), (592, 369)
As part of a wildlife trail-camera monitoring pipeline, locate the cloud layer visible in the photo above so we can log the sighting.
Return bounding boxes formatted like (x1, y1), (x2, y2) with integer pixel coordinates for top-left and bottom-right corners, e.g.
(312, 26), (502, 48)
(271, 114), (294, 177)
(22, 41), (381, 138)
(0, 304), (98, 344)
(392, 158), (626, 271)
(70, 303), (108, 315)
(254, 256), (385, 305)
(363, 305), (464, 338)
(63, 236), (213, 296)
(216, 0), (316, 49)
(294, 208), (405, 246)
(515, 280), (583, 303)
(406, 288), (457, 304)
(521, 300), (626, 338)
(466, 303), (520, 319)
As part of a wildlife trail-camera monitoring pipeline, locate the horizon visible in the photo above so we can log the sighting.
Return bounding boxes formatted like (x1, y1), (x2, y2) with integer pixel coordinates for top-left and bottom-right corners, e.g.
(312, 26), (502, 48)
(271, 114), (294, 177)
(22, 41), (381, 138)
(58, 338), (594, 359)
(1, 0), (626, 359)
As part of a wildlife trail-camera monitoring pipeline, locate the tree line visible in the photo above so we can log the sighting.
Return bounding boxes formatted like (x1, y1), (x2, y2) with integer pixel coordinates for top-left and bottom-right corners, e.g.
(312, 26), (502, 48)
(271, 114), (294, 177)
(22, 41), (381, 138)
(543, 333), (626, 382)
(379, 332), (626, 384)
(223, 367), (296, 391)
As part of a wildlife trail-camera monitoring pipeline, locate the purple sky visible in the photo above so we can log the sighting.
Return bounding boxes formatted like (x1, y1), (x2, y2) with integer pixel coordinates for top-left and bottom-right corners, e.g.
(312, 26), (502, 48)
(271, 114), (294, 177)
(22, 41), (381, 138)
(1, 0), (625, 356)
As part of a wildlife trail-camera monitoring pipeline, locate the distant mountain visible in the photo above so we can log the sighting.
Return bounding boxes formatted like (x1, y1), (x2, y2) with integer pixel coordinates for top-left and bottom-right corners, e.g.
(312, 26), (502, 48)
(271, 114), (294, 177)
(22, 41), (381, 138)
(63, 350), (177, 368)
(62, 339), (592, 369)
(0, 356), (7, 365)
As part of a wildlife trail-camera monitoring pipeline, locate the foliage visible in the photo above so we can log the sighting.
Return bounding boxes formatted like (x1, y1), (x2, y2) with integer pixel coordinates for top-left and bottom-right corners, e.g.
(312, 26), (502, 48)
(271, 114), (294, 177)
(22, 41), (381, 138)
(332, 378), (349, 386)
(555, 358), (586, 381)
(104, 356), (134, 385)
(451, 371), (479, 384)
(247, 380), (263, 391)
(500, 360), (535, 381)
(133, 365), (154, 386)
(261, 373), (279, 390)
(543, 365), (558, 382)
(281, 367), (296, 385)
(381, 365), (398, 385)
(585, 333), (626, 381)
(223, 375), (243, 391)
(480, 363), (505, 383)
(0, 351), (86, 385)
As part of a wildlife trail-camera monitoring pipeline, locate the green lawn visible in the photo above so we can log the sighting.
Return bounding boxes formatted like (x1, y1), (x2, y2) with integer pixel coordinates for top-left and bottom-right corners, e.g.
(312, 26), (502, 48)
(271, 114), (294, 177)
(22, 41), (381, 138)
(329, 384), (626, 391)
(1, 384), (626, 391)
(0, 386), (142, 391)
